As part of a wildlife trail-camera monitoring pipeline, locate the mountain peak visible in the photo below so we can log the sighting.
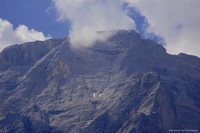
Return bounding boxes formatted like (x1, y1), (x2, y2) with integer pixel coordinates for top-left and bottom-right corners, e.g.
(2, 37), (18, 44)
(0, 30), (200, 132)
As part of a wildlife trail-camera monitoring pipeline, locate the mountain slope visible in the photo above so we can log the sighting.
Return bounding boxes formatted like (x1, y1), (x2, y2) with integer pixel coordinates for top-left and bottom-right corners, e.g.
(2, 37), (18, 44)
(0, 30), (200, 133)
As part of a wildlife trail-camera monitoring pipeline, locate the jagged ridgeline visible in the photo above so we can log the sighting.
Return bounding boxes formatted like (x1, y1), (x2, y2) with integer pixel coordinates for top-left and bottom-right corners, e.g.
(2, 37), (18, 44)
(0, 30), (200, 133)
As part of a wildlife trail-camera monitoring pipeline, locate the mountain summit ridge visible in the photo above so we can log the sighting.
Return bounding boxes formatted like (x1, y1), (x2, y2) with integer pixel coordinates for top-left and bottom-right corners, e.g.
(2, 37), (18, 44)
(0, 30), (200, 133)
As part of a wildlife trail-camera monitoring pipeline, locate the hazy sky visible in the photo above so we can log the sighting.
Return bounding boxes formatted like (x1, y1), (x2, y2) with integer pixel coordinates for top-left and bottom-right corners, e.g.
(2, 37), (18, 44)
(0, 0), (200, 57)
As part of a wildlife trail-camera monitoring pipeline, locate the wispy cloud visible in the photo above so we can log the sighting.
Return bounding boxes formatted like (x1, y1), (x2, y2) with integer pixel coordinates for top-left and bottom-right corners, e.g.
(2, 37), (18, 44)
(52, 0), (135, 48)
(52, 0), (200, 57)
(124, 0), (200, 57)
(0, 18), (51, 51)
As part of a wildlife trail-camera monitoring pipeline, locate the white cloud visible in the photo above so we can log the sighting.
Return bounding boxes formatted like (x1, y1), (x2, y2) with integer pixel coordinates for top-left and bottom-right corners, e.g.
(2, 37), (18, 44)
(0, 18), (51, 51)
(52, 0), (135, 48)
(52, 0), (200, 57)
(124, 0), (200, 57)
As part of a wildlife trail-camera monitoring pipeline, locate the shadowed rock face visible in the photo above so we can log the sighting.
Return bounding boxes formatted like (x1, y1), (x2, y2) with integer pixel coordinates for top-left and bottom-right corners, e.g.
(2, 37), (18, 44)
(0, 30), (200, 133)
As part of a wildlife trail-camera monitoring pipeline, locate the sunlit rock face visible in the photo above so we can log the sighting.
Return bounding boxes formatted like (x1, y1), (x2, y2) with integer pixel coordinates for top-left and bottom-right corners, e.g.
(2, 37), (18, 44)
(0, 30), (200, 133)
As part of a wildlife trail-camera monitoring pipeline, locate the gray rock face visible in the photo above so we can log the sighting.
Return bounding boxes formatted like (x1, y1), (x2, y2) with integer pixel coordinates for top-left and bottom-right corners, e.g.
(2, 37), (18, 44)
(0, 30), (200, 133)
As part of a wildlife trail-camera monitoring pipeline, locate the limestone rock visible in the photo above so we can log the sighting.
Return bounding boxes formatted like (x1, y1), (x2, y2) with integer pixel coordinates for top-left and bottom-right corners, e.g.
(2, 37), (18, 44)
(0, 30), (200, 133)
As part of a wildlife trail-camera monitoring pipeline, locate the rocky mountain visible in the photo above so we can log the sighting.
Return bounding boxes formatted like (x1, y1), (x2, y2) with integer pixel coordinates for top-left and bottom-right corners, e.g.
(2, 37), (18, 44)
(0, 30), (200, 133)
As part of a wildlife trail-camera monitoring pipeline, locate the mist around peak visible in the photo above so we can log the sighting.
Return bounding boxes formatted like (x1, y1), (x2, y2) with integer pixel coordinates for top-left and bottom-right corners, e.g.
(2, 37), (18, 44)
(52, 0), (135, 48)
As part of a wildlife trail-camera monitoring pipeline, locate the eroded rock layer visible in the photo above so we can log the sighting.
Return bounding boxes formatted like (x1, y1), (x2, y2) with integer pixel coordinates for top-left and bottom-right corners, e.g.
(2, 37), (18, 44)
(0, 30), (200, 133)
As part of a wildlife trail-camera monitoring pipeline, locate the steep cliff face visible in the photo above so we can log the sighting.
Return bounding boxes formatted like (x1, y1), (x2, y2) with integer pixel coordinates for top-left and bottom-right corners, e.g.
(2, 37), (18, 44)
(0, 30), (200, 133)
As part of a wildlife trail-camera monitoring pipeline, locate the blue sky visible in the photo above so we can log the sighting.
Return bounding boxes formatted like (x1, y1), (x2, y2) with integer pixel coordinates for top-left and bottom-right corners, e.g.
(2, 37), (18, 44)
(0, 0), (70, 37)
(0, 0), (200, 57)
